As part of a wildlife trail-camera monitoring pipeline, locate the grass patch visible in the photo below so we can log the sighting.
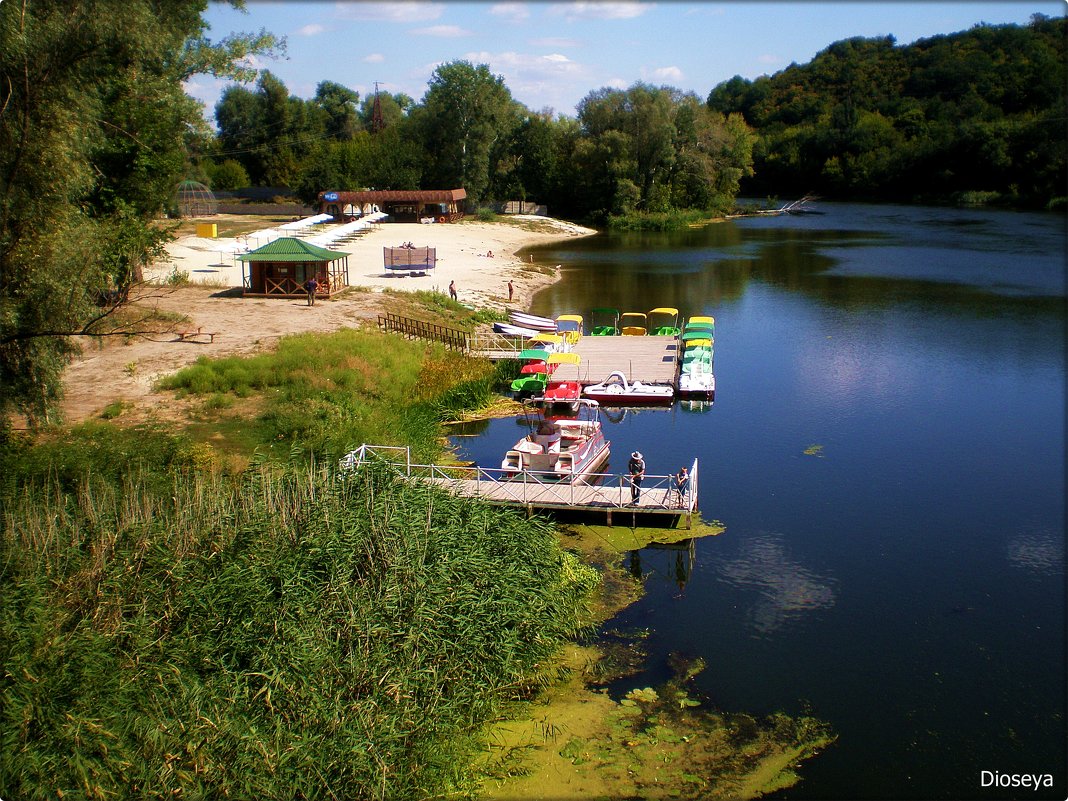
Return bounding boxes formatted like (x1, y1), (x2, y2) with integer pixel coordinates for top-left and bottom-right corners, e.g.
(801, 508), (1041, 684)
(607, 208), (728, 231)
(156, 327), (500, 461)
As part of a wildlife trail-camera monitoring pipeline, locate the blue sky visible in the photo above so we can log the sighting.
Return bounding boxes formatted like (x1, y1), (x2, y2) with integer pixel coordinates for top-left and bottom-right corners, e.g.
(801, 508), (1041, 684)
(188, 1), (1061, 122)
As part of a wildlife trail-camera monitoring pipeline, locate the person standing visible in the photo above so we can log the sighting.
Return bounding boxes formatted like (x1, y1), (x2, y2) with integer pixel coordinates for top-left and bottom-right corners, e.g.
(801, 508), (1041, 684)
(449, 280), (457, 301)
(507, 280), (514, 302)
(674, 466), (689, 507)
(628, 451), (646, 503)
(304, 275), (318, 306)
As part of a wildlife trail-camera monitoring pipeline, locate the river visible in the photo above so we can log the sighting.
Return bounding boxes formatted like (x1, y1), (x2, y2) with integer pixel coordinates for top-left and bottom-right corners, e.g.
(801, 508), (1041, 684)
(453, 202), (1066, 799)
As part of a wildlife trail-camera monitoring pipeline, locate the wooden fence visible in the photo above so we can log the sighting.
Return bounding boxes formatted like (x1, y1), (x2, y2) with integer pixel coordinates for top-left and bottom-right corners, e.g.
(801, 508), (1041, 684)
(378, 313), (470, 351)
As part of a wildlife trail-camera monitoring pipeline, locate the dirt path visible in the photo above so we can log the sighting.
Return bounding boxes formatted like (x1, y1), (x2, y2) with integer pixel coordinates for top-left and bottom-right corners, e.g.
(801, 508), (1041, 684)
(60, 285), (384, 424)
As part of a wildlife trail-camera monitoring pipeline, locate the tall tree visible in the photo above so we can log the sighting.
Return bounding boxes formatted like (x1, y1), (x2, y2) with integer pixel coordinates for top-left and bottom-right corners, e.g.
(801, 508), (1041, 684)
(313, 80), (361, 140)
(0, 0), (281, 426)
(417, 61), (520, 204)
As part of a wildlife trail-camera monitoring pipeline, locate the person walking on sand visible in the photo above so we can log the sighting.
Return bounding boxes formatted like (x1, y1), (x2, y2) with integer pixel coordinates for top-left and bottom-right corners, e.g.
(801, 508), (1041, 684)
(303, 276), (318, 306)
(449, 280), (457, 301)
(628, 451), (646, 504)
(507, 280), (514, 302)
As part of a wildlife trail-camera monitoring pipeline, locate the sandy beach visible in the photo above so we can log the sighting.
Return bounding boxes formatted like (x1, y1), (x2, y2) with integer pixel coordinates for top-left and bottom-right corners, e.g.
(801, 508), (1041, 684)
(148, 215), (596, 308)
(60, 216), (596, 423)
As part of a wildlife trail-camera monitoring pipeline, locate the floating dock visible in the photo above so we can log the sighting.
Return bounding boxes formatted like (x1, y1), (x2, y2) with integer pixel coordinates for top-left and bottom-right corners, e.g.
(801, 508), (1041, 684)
(344, 445), (698, 527)
(471, 334), (679, 386)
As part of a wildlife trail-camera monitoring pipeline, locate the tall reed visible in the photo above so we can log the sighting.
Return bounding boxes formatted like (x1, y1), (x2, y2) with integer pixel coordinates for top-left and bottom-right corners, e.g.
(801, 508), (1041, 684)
(1, 460), (597, 799)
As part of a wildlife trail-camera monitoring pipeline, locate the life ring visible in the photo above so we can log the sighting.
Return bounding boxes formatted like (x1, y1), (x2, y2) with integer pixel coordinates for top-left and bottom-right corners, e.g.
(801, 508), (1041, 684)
(438, 216), (447, 224)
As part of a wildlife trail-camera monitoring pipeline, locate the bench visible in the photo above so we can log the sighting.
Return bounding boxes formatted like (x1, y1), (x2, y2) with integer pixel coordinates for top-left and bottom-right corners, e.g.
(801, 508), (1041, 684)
(175, 327), (218, 343)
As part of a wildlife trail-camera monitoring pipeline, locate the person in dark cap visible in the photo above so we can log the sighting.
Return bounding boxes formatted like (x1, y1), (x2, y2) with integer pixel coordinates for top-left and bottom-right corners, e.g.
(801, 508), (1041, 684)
(628, 451), (645, 503)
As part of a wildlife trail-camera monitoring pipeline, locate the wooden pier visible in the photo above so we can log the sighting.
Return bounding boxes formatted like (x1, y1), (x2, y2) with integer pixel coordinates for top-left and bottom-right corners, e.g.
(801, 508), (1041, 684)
(343, 445), (698, 527)
(470, 334), (679, 386)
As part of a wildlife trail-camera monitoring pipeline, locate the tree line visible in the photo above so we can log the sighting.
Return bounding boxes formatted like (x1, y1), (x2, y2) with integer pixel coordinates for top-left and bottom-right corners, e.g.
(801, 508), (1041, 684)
(707, 14), (1066, 207)
(205, 63), (756, 223)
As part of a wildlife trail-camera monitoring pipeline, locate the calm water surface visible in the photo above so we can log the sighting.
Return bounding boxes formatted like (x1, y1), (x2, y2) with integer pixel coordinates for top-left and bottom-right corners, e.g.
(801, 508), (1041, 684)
(452, 203), (1066, 799)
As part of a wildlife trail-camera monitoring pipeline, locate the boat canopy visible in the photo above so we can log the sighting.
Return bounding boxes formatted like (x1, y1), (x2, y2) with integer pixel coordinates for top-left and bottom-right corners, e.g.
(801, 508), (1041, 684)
(528, 332), (563, 345)
(519, 348), (551, 361)
(648, 307), (678, 317)
(620, 311), (647, 336)
(683, 338), (712, 349)
(681, 330), (714, 341)
(556, 314), (583, 327)
(687, 315), (715, 325)
(547, 352), (580, 366)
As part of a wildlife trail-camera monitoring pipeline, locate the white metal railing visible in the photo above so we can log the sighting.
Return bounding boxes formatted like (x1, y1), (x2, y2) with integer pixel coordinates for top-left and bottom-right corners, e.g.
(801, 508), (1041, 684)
(341, 445), (698, 513)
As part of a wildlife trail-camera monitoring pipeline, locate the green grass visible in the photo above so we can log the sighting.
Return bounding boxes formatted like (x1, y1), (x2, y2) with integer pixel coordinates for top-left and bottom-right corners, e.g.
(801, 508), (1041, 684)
(157, 327), (500, 461)
(0, 460), (598, 799)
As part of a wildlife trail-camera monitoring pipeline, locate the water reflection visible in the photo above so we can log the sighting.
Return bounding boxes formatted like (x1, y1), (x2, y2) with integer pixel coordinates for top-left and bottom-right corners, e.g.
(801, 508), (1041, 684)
(1006, 530), (1065, 577)
(716, 533), (836, 636)
(628, 538), (696, 595)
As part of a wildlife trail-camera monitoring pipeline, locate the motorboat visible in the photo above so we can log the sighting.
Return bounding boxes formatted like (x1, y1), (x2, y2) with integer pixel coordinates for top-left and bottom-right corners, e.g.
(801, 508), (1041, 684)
(507, 309), (557, 331)
(620, 311), (648, 336)
(582, 371), (675, 406)
(648, 307), (680, 337)
(589, 308), (620, 336)
(502, 399), (610, 483)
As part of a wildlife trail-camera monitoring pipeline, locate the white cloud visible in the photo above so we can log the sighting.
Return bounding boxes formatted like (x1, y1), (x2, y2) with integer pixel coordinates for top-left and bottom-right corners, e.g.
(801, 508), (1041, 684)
(651, 65), (683, 81)
(364, 53), (386, 63)
(334, 1), (444, 23)
(543, 53), (571, 63)
(606, 77), (628, 90)
(757, 54), (781, 65)
(490, 3), (530, 22)
(297, 23), (325, 36)
(548, 2), (653, 21)
(412, 24), (471, 37)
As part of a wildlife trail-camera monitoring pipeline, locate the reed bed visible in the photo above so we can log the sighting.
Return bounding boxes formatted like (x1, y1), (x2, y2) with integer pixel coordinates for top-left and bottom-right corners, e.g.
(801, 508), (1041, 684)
(1, 460), (598, 799)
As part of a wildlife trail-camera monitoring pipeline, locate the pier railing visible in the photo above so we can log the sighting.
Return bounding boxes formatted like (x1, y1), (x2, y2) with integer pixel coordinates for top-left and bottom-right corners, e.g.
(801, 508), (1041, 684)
(341, 444), (698, 525)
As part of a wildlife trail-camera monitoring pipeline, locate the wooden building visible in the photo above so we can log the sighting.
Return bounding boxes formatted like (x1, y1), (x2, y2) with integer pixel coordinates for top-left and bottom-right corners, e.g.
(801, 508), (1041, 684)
(237, 237), (350, 298)
(318, 189), (467, 223)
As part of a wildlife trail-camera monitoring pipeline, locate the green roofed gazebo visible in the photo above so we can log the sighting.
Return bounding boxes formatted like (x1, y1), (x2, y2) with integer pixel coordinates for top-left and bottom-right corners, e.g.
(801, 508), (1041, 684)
(237, 237), (350, 298)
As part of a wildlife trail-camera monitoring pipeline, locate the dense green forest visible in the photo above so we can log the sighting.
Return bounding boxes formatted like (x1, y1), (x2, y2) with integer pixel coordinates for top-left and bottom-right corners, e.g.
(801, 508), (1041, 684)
(707, 14), (1066, 207)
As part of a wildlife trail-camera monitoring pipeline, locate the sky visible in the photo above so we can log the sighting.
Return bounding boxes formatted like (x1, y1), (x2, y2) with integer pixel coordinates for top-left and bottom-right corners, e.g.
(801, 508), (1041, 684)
(188, 1), (1062, 122)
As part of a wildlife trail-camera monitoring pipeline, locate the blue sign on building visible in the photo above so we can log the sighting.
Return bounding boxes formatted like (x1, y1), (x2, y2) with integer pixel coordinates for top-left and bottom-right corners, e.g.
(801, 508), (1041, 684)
(323, 192), (339, 202)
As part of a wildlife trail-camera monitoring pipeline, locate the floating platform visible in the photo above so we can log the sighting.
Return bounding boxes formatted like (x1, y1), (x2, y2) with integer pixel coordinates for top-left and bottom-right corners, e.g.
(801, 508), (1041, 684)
(470, 334), (679, 386)
(343, 445), (699, 527)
